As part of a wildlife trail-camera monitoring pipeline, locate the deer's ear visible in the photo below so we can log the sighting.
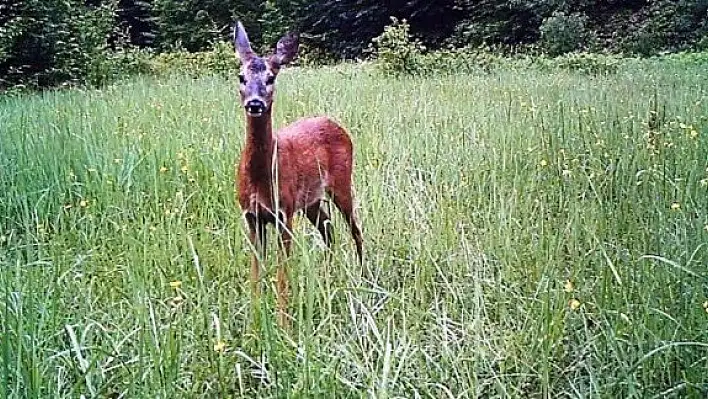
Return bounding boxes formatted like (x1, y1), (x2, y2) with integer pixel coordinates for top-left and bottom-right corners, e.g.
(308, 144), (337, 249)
(272, 31), (299, 67)
(233, 21), (254, 62)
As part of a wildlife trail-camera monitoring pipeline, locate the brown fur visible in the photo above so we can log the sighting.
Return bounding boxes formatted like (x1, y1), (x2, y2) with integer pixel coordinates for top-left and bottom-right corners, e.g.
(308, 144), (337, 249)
(233, 22), (363, 327)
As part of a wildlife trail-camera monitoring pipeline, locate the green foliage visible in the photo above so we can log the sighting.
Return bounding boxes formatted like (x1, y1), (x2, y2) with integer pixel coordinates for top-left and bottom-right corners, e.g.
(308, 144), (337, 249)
(150, 41), (239, 77)
(416, 46), (505, 75)
(153, 0), (218, 52)
(540, 11), (592, 56)
(87, 47), (154, 87)
(449, 0), (551, 47)
(698, 35), (708, 51)
(372, 17), (623, 77)
(295, 42), (337, 67)
(301, 0), (462, 58)
(370, 18), (425, 75)
(4, 0), (708, 90)
(535, 52), (623, 74)
(619, 0), (707, 55)
(658, 50), (708, 66)
(0, 0), (118, 89)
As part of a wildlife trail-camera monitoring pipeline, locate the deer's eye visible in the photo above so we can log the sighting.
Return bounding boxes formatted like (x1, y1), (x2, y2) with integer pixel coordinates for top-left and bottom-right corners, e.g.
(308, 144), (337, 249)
(265, 75), (275, 85)
(238, 74), (246, 84)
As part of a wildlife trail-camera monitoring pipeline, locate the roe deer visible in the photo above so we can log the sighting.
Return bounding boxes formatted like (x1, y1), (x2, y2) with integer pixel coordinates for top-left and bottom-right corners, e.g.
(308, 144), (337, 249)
(233, 22), (363, 326)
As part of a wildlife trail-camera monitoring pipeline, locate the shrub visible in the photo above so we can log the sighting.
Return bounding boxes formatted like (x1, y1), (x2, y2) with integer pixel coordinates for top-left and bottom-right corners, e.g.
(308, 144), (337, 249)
(0, 0), (120, 90)
(296, 42), (338, 67)
(659, 50), (708, 66)
(150, 41), (239, 77)
(697, 35), (708, 51)
(370, 18), (425, 76)
(417, 46), (504, 75)
(87, 47), (154, 87)
(540, 12), (592, 56)
(534, 52), (623, 75)
(619, 0), (703, 56)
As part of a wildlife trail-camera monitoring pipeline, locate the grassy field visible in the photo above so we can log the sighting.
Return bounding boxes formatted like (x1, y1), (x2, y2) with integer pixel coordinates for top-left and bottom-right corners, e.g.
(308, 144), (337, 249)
(1, 60), (707, 398)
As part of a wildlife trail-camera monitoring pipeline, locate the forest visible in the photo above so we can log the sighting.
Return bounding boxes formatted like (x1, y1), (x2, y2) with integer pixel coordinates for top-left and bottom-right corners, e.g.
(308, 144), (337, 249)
(2, 0), (708, 89)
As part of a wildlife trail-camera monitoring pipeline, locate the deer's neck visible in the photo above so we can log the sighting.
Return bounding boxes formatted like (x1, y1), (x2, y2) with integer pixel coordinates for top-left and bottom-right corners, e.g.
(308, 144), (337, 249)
(243, 112), (275, 186)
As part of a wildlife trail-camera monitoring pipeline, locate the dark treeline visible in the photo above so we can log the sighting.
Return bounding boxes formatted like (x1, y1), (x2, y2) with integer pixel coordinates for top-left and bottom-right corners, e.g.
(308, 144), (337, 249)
(1, 0), (708, 88)
(117, 0), (708, 56)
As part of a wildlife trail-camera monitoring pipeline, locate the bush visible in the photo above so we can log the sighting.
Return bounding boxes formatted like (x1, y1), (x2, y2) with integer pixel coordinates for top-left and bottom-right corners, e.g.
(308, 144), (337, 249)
(697, 35), (708, 52)
(87, 47), (154, 87)
(619, 0), (703, 56)
(371, 18), (505, 76)
(150, 41), (239, 77)
(0, 0), (119, 90)
(370, 18), (425, 75)
(534, 52), (623, 75)
(296, 42), (338, 67)
(659, 50), (708, 66)
(417, 46), (504, 75)
(540, 12), (592, 56)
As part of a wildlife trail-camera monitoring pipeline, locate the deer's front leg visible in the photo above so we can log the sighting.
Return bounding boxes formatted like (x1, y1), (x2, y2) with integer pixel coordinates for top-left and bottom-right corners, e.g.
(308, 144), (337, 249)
(245, 213), (267, 299)
(276, 212), (293, 328)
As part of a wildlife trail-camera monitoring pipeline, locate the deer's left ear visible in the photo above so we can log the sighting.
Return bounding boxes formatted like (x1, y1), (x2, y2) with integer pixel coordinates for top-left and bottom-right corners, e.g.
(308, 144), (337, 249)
(271, 31), (299, 67)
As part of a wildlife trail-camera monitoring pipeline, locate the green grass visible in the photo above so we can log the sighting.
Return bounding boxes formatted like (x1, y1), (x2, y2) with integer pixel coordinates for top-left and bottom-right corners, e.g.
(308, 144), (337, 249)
(1, 61), (707, 398)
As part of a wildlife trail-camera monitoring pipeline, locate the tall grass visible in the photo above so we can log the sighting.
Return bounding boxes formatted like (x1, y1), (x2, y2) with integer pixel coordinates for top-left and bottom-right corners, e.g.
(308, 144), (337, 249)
(1, 61), (707, 397)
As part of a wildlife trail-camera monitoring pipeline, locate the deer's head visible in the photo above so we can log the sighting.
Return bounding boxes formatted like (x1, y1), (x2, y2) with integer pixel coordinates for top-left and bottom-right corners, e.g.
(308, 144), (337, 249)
(233, 22), (299, 117)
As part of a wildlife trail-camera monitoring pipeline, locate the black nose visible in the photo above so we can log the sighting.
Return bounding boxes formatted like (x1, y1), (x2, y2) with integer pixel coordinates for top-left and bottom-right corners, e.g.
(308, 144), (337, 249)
(245, 99), (266, 114)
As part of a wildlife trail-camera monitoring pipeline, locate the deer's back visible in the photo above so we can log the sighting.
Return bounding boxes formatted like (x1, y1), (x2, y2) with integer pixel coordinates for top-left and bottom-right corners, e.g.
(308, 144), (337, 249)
(276, 116), (353, 210)
(276, 116), (352, 172)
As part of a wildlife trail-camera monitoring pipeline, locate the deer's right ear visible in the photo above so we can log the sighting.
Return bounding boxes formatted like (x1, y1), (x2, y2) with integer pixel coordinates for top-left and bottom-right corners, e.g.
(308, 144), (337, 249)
(233, 21), (254, 62)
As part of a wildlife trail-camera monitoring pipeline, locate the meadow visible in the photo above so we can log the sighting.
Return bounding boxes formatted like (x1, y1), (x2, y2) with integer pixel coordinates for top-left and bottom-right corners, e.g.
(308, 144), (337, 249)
(1, 60), (707, 398)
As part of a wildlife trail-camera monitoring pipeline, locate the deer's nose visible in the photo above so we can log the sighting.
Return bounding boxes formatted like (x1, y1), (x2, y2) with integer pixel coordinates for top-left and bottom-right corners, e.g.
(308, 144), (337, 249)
(245, 99), (266, 115)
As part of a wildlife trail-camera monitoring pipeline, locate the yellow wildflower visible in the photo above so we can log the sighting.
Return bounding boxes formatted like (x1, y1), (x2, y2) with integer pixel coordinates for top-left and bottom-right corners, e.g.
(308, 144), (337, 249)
(80, 199), (88, 207)
(564, 280), (574, 293)
(690, 129), (698, 139)
(169, 281), (182, 289)
(214, 340), (226, 353)
(671, 202), (680, 210)
(539, 159), (548, 167)
(159, 166), (168, 173)
(569, 299), (581, 310)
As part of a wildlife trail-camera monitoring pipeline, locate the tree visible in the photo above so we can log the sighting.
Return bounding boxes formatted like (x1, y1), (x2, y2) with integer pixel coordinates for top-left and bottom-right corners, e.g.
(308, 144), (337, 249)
(152, 0), (265, 52)
(299, 0), (461, 58)
(0, 0), (115, 89)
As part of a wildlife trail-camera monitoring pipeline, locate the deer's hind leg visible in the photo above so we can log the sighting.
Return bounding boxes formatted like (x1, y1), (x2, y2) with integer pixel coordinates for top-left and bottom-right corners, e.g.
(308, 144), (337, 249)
(305, 201), (333, 248)
(327, 185), (363, 265)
